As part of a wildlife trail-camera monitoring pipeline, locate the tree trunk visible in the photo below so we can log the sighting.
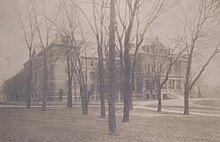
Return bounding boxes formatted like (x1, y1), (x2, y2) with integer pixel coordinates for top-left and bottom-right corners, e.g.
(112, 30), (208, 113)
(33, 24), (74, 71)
(74, 81), (77, 101)
(84, 85), (89, 115)
(129, 73), (134, 110)
(98, 43), (105, 118)
(157, 78), (162, 112)
(42, 51), (48, 111)
(26, 60), (32, 109)
(122, 47), (131, 123)
(67, 57), (73, 108)
(198, 83), (202, 98)
(129, 90), (132, 110)
(108, 0), (116, 135)
(184, 88), (189, 115)
(99, 65), (105, 118)
(84, 91), (89, 115)
(67, 78), (72, 108)
(26, 49), (33, 109)
(80, 86), (85, 114)
(80, 85), (88, 115)
(122, 86), (130, 123)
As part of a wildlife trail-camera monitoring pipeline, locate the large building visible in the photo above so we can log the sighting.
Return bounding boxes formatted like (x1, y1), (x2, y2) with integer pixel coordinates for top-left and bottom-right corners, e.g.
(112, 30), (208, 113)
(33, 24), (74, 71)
(2, 38), (185, 102)
(130, 38), (185, 100)
(3, 41), (98, 102)
(101, 38), (185, 101)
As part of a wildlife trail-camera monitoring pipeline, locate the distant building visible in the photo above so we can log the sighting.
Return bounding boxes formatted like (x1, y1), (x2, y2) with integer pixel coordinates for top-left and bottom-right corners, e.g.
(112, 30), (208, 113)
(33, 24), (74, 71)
(2, 38), (185, 102)
(102, 38), (185, 100)
(1, 70), (26, 101)
(4, 41), (98, 102)
(130, 38), (185, 100)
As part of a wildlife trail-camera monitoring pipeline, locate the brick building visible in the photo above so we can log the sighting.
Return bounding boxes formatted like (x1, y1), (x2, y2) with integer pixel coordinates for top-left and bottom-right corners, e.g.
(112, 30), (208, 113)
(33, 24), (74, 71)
(130, 38), (185, 100)
(3, 41), (98, 102)
(2, 38), (185, 102)
(101, 38), (185, 101)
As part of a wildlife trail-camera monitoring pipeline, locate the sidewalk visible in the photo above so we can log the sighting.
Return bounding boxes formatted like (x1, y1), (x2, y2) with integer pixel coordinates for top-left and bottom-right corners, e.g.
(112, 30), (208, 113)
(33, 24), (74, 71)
(133, 98), (220, 117)
(1, 98), (220, 117)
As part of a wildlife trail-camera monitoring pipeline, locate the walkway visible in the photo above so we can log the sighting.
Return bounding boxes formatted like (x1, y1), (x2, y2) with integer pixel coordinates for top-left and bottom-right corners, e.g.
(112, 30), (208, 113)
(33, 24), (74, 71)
(1, 98), (220, 117)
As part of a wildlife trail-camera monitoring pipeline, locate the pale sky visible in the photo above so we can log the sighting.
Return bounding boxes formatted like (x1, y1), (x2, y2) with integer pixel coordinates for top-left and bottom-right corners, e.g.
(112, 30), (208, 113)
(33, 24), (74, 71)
(0, 0), (220, 86)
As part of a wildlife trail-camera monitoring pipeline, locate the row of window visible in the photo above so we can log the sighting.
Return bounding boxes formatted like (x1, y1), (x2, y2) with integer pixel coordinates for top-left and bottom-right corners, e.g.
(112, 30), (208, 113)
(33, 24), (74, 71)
(133, 79), (181, 91)
(81, 59), (94, 67)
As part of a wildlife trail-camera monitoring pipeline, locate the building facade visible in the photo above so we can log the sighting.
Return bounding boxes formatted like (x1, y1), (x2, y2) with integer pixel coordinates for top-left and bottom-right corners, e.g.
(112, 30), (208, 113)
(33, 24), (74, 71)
(101, 38), (185, 101)
(2, 38), (185, 102)
(3, 41), (98, 102)
(131, 38), (184, 100)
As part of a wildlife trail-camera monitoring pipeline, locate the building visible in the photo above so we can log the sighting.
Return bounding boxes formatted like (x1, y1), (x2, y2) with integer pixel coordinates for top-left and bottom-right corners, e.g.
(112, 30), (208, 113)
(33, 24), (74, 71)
(131, 38), (185, 100)
(101, 38), (185, 101)
(3, 41), (98, 102)
(1, 69), (26, 101)
(2, 38), (185, 102)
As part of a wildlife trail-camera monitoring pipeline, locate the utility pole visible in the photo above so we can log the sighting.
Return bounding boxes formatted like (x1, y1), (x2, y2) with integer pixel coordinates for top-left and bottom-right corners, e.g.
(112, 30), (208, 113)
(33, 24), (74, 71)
(108, 0), (117, 135)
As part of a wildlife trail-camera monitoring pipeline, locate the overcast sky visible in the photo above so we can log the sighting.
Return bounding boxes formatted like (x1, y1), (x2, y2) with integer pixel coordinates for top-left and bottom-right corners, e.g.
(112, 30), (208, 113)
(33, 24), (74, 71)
(0, 0), (220, 86)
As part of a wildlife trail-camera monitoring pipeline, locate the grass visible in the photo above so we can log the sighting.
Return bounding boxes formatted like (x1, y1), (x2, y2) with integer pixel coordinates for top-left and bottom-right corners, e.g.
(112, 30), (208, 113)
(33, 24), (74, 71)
(0, 107), (220, 142)
(195, 99), (220, 107)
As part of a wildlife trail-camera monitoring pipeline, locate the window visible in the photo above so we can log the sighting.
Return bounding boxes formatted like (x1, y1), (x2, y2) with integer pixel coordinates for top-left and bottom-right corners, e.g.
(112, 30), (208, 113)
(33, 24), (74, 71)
(146, 48), (150, 53)
(156, 65), (161, 74)
(115, 61), (120, 67)
(50, 82), (55, 91)
(65, 65), (67, 73)
(132, 79), (135, 90)
(35, 72), (38, 82)
(91, 60), (94, 67)
(50, 65), (54, 73)
(148, 64), (151, 73)
(159, 49), (163, 54)
(136, 79), (143, 92)
(136, 64), (142, 73)
(83, 71), (87, 82)
(145, 80), (150, 90)
(169, 80), (175, 89)
(81, 59), (84, 65)
(90, 71), (95, 79)
(174, 63), (181, 74)
(176, 80), (181, 90)
(161, 79), (167, 89)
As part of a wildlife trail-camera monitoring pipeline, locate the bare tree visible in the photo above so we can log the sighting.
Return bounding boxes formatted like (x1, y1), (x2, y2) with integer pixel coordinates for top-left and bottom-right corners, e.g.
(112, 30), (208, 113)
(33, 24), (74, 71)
(71, 0), (109, 118)
(14, 0), (35, 109)
(116, 0), (174, 123)
(46, 0), (83, 109)
(180, 0), (220, 114)
(108, 0), (117, 135)
(156, 39), (185, 112)
(92, 0), (108, 118)
(73, 52), (90, 114)
(56, 0), (79, 108)
(49, 0), (95, 114)
(32, 0), (60, 111)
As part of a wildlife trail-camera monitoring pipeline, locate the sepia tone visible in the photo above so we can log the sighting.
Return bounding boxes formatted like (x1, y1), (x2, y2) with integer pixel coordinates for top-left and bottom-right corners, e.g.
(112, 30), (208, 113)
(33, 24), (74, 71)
(0, 0), (220, 141)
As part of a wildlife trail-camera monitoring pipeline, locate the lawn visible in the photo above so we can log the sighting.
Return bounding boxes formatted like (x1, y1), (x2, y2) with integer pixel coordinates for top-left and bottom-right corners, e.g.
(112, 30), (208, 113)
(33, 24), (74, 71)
(0, 107), (220, 142)
(195, 99), (220, 107)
